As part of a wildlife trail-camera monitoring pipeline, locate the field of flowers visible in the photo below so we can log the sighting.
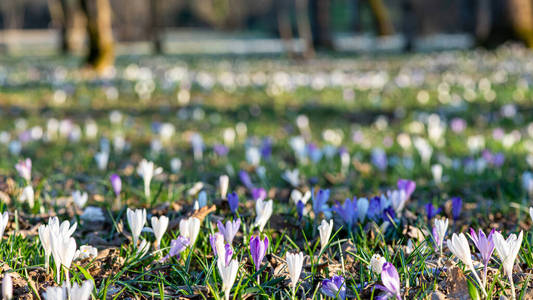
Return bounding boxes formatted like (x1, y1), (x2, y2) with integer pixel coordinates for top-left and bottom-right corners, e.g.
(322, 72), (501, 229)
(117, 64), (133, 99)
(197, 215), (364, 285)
(2, 45), (533, 299)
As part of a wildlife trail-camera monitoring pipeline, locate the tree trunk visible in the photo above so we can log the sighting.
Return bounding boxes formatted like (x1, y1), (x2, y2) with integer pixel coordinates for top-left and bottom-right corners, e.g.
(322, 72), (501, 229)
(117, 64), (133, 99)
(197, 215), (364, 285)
(150, 0), (163, 54)
(508, 0), (533, 47)
(276, 0), (296, 58)
(295, 0), (316, 57)
(368, 0), (394, 36)
(310, 0), (334, 50)
(58, 0), (78, 53)
(80, 0), (114, 72)
(475, 0), (491, 44)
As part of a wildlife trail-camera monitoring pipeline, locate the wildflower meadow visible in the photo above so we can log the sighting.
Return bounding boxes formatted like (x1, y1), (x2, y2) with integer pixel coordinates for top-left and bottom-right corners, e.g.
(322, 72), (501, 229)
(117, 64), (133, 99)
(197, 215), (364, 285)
(3, 46), (533, 299)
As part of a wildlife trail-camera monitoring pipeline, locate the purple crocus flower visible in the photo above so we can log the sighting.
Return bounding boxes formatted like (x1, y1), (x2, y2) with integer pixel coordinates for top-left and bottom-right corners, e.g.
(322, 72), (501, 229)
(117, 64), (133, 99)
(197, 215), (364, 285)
(15, 158), (32, 182)
(261, 138), (272, 160)
(469, 229), (495, 265)
(371, 148), (387, 171)
(333, 198), (357, 228)
(239, 170), (253, 189)
(382, 206), (396, 221)
(397, 179), (416, 199)
(227, 192), (239, 213)
(451, 197), (462, 220)
(209, 233), (224, 256)
(470, 228), (495, 288)
(296, 200), (305, 220)
(367, 196), (384, 221)
(375, 262), (401, 300)
(492, 153), (505, 167)
(424, 203), (441, 220)
(450, 118), (466, 133)
(110, 174), (122, 197)
(252, 188), (266, 201)
(321, 275), (346, 299)
(213, 144), (229, 156)
(224, 244), (233, 266)
(312, 188), (330, 217)
(161, 236), (189, 262)
(307, 143), (323, 163)
(249, 235), (268, 272)
(217, 219), (241, 244)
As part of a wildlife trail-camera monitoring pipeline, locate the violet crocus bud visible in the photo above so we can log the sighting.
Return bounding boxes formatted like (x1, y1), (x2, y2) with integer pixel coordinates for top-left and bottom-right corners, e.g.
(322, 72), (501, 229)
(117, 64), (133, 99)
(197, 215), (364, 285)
(424, 203), (441, 220)
(227, 192), (239, 214)
(296, 200), (305, 220)
(217, 219), (240, 245)
(161, 236), (189, 262)
(397, 179), (416, 199)
(110, 174), (122, 197)
(249, 235), (268, 271)
(252, 188), (266, 201)
(224, 244), (233, 267)
(451, 197), (462, 220)
(321, 275), (346, 299)
(375, 262), (401, 300)
(239, 170), (253, 190)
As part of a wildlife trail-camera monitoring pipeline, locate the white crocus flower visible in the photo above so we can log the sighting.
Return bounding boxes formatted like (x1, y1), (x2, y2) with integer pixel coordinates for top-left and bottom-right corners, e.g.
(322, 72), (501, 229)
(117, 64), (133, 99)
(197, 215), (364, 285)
(137, 159), (163, 199)
(529, 207), (533, 222)
(386, 189), (407, 216)
(218, 259), (239, 300)
(45, 217), (77, 278)
(19, 186), (34, 209)
(70, 280), (93, 300)
(318, 219), (333, 253)
(170, 157), (182, 173)
(50, 233), (76, 284)
(127, 208), (146, 248)
(42, 285), (67, 300)
(246, 147), (261, 167)
(431, 164), (443, 184)
(39, 224), (52, 269)
(179, 217), (200, 246)
(253, 198), (273, 232)
(74, 245), (98, 260)
(493, 231), (523, 300)
(94, 151), (109, 171)
(212, 233), (226, 261)
(191, 133), (204, 161)
(151, 216), (169, 250)
(2, 273), (12, 300)
(72, 190), (88, 209)
(15, 158), (32, 183)
(286, 252), (304, 294)
(0, 212), (8, 238)
(433, 218), (448, 255)
(370, 254), (387, 274)
(447, 233), (486, 297)
(219, 175), (229, 199)
(290, 190), (311, 206)
(282, 169), (300, 187)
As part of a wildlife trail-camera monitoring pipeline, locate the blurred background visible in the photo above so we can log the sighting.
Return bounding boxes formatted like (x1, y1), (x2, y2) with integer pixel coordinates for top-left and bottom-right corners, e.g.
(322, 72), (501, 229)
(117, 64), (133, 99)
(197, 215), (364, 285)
(2, 0), (533, 73)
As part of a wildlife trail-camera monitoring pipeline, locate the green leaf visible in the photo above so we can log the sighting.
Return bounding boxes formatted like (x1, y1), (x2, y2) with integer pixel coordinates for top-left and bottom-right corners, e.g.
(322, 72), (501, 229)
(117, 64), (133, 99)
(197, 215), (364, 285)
(467, 280), (481, 300)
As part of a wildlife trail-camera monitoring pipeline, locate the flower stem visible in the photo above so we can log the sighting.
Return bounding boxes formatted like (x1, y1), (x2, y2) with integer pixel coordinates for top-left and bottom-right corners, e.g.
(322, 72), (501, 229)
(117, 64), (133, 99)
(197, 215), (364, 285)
(509, 273), (516, 300)
(482, 264), (487, 289)
(469, 265), (487, 298)
(56, 262), (61, 283)
(224, 289), (230, 300)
